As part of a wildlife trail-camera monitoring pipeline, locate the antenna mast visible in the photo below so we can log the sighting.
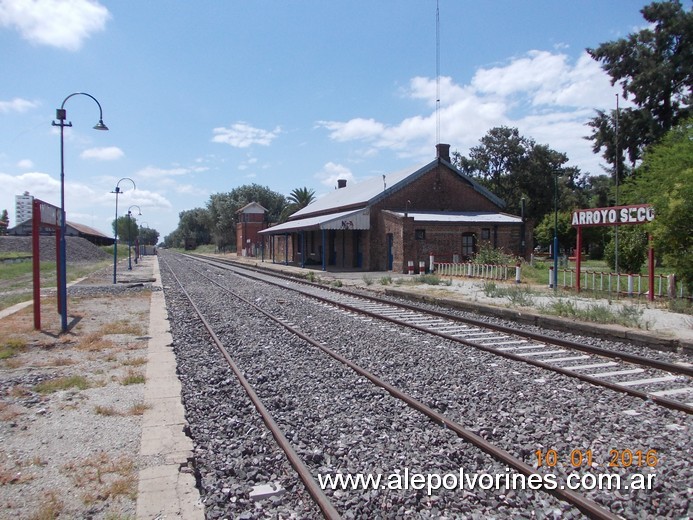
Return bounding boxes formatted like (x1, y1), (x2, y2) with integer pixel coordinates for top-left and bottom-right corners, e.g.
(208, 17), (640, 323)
(436, 0), (441, 145)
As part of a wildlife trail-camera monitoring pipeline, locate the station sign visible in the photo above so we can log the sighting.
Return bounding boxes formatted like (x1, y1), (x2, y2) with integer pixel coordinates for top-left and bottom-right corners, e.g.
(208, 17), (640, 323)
(571, 204), (654, 227)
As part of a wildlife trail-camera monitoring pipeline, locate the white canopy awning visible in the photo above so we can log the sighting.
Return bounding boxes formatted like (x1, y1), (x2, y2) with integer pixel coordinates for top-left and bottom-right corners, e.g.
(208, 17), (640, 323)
(260, 208), (370, 234)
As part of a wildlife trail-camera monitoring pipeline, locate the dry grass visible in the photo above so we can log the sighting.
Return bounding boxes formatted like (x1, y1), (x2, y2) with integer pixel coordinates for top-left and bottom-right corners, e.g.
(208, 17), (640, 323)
(121, 356), (147, 367)
(0, 402), (23, 422)
(62, 453), (137, 504)
(75, 332), (115, 352)
(100, 319), (146, 336)
(94, 405), (120, 416)
(28, 490), (64, 520)
(127, 402), (152, 416)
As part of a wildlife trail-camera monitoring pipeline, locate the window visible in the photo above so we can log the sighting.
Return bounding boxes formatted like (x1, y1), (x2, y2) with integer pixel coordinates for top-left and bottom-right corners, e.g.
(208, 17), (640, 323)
(481, 228), (490, 240)
(415, 229), (426, 240)
(461, 233), (475, 257)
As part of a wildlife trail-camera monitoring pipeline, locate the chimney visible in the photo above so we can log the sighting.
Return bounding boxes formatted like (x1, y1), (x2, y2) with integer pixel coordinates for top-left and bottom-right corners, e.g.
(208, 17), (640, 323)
(436, 143), (451, 163)
(337, 179), (347, 189)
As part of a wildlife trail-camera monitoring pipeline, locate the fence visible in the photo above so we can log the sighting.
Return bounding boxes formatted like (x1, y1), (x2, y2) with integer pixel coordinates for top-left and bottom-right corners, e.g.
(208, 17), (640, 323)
(434, 261), (518, 282)
(555, 268), (688, 299)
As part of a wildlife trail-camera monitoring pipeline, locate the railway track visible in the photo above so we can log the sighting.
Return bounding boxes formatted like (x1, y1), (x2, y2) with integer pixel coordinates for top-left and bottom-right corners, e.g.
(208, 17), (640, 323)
(189, 253), (693, 415)
(161, 252), (629, 519)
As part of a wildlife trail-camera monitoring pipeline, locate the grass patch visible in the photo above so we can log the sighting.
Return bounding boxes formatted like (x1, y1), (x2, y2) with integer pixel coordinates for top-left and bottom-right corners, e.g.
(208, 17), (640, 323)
(362, 275), (373, 286)
(120, 369), (145, 386)
(540, 299), (646, 328)
(482, 281), (536, 306)
(34, 375), (91, 394)
(379, 275), (393, 285)
(416, 274), (452, 286)
(0, 338), (27, 359)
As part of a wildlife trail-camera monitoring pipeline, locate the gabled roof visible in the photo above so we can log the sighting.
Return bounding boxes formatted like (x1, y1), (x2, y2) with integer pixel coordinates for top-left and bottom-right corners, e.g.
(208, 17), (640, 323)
(290, 158), (504, 220)
(236, 202), (267, 214)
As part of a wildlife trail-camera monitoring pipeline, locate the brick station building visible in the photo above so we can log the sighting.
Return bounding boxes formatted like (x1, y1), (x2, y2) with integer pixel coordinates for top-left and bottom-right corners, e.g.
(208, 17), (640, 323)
(261, 144), (530, 273)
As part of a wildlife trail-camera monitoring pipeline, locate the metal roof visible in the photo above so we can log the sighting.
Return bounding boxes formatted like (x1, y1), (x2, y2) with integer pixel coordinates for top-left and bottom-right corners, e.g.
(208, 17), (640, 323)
(289, 158), (505, 220)
(388, 211), (523, 224)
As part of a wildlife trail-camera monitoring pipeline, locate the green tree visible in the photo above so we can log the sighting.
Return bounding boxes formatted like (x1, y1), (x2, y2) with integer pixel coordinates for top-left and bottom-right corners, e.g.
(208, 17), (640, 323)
(177, 208), (212, 247)
(207, 184), (287, 249)
(533, 211), (575, 255)
(453, 126), (588, 227)
(603, 226), (649, 274)
(112, 215), (139, 244)
(586, 1), (692, 176)
(624, 117), (693, 291)
(0, 209), (8, 236)
(280, 187), (316, 221)
(138, 226), (160, 246)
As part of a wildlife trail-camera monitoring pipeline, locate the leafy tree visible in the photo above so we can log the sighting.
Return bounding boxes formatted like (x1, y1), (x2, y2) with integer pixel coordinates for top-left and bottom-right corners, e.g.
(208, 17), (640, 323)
(177, 208), (212, 247)
(533, 211), (575, 255)
(603, 226), (649, 274)
(452, 126), (587, 227)
(138, 226), (159, 246)
(0, 209), (8, 236)
(624, 117), (693, 291)
(112, 215), (139, 243)
(586, 1), (692, 175)
(207, 184), (287, 249)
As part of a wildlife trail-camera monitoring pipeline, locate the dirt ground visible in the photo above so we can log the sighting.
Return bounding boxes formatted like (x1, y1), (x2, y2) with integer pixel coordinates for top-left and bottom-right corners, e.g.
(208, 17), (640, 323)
(0, 265), (152, 519)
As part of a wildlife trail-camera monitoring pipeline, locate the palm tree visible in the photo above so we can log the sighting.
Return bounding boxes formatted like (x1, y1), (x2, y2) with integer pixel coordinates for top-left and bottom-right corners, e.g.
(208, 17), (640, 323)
(280, 187), (316, 221)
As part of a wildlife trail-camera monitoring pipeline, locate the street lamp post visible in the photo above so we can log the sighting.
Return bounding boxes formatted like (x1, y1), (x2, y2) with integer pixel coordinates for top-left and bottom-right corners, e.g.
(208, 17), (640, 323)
(52, 93), (108, 332)
(127, 205), (142, 270)
(111, 178), (136, 284)
(553, 171), (559, 292)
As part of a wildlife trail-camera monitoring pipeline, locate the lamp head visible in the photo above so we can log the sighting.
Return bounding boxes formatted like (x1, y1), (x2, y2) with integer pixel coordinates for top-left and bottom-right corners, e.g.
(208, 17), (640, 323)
(93, 119), (109, 131)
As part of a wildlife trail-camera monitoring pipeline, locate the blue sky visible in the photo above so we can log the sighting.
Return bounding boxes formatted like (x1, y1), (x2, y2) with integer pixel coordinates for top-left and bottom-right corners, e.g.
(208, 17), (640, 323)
(0, 0), (651, 239)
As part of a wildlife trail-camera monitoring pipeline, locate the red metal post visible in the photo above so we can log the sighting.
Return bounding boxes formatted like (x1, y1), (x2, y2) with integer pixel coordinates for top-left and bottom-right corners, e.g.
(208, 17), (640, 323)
(575, 226), (582, 293)
(648, 234), (655, 301)
(32, 200), (41, 329)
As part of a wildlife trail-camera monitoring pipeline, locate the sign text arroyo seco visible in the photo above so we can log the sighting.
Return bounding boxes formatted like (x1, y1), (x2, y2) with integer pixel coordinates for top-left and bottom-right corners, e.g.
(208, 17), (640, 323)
(571, 204), (654, 227)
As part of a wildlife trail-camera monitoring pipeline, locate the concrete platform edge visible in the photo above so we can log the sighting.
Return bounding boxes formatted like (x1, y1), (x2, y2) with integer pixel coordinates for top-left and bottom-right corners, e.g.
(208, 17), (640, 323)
(136, 256), (204, 519)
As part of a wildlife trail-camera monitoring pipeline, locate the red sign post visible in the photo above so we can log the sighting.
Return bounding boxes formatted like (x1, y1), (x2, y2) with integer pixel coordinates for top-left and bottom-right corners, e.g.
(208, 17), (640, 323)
(32, 199), (62, 329)
(571, 204), (655, 300)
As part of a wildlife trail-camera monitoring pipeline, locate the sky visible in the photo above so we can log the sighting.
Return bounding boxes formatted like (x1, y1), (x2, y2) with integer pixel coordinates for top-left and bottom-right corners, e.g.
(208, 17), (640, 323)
(0, 0), (653, 239)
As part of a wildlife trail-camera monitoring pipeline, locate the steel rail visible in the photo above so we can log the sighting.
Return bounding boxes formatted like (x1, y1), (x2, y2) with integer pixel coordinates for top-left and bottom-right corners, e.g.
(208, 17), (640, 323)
(193, 253), (692, 377)
(188, 254), (693, 414)
(160, 256), (342, 520)
(173, 254), (621, 520)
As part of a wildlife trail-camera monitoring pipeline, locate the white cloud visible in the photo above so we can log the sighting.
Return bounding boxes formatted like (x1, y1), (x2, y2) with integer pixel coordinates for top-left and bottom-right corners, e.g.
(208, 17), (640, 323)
(80, 146), (123, 161)
(136, 165), (206, 179)
(0, 97), (39, 113)
(17, 159), (34, 169)
(0, 0), (110, 51)
(314, 162), (355, 188)
(212, 122), (281, 148)
(319, 49), (625, 175)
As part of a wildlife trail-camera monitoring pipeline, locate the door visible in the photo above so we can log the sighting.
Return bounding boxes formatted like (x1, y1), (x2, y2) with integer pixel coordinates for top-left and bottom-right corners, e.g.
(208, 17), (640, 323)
(386, 233), (393, 270)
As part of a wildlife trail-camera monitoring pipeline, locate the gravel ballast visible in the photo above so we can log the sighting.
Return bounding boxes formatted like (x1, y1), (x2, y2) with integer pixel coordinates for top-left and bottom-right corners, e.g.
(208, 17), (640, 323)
(161, 252), (692, 519)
